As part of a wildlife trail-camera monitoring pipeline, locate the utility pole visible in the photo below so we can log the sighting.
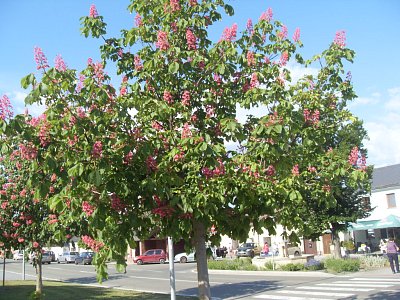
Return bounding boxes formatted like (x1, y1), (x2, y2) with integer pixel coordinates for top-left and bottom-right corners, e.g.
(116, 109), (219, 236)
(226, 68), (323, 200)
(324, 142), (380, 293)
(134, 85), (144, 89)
(168, 237), (176, 300)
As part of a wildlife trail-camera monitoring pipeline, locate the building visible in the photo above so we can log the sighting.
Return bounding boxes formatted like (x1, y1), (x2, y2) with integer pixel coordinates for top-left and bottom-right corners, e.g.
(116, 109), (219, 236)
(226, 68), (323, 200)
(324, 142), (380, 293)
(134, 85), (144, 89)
(351, 163), (400, 251)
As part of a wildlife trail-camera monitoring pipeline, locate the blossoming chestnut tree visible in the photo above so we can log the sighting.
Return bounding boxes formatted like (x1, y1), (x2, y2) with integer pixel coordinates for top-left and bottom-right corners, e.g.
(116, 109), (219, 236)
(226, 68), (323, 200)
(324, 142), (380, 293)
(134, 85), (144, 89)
(1, 1), (371, 299)
(0, 119), (82, 295)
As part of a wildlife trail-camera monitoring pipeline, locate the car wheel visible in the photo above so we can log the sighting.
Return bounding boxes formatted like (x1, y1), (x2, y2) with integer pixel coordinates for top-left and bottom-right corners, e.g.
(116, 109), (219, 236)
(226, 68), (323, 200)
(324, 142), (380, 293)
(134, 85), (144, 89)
(159, 258), (166, 264)
(294, 251), (300, 256)
(48, 261), (51, 264)
(57, 259), (60, 264)
(180, 256), (187, 263)
(75, 261), (78, 265)
(136, 259), (143, 265)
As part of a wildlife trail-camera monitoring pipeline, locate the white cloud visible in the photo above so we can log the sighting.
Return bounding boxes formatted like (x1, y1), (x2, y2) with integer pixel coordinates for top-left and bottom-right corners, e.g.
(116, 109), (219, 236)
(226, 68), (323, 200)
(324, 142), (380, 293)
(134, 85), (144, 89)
(385, 87), (400, 111)
(364, 120), (400, 167)
(5, 90), (45, 116)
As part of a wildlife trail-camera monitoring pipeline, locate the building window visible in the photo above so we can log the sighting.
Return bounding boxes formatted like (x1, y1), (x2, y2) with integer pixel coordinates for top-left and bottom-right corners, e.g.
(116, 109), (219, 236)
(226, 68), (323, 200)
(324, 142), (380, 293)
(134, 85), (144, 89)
(387, 193), (396, 208)
(362, 197), (371, 211)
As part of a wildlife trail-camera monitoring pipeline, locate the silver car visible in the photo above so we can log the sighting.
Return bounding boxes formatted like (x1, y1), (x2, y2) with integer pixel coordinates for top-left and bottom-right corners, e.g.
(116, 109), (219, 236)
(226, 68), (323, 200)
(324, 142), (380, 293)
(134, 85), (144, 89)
(57, 251), (79, 263)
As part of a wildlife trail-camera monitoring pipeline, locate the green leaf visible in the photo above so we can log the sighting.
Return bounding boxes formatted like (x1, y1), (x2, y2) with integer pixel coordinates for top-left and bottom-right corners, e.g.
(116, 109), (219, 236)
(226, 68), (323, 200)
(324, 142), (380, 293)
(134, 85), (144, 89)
(89, 170), (102, 187)
(224, 4), (234, 16)
(168, 62), (179, 74)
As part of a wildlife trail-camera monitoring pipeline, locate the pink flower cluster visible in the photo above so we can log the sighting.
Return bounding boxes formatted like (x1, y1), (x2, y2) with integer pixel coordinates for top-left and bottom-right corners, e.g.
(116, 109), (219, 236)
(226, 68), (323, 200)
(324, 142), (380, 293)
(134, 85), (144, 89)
(279, 51), (288, 67)
(146, 155), (158, 172)
(0, 95), (13, 120)
(89, 4), (98, 18)
(322, 184), (331, 193)
(19, 143), (38, 160)
(123, 151), (134, 164)
(308, 166), (317, 173)
(250, 73), (259, 89)
(34, 46), (49, 70)
(277, 25), (288, 40)
(82, 201), (95, 217)
(111, 194), (126, 212)
(292, 164), (300, 176)
(265, 165), (276, 176)
(76, 74), (85, 93)
(303, 109), (320, 125)
(38, 119), (51, 147)
(81, 235), (104, 252)
(189, 0), (197, 6)
(134, 55), (143, 70)
(33, 241), (40, 248)
(246, 19), (254, 35)
(206, 105), (215, 118)
(181, 90), (190, 106)
(181, 123), (192, 139)
(48, 214), (58, 224)
(220, 23), (237, 42)
(186, 28), (197, 50)
(152, 195), (175, 218)
(170, 0), (181, 12)
(92, 141), (103, 158)
(246, 51), (255, 66)
(156, 31), (170, 51)
(55, 54), (67, 72)
(151, 121), (163, 131)
(334, 30), (346, 48)
(202, 159), (225, 179)
(293, 28), (301, 43)
(134, 14), (142, 27)
(259, 8), (273, 22)
(348, 146), (359, 165)
(163, 91), (173, 104)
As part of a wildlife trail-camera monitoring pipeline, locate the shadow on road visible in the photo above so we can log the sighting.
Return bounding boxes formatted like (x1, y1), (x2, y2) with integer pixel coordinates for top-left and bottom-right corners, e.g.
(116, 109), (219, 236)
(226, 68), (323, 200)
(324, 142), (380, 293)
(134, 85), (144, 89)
(179, 280), (282, 299)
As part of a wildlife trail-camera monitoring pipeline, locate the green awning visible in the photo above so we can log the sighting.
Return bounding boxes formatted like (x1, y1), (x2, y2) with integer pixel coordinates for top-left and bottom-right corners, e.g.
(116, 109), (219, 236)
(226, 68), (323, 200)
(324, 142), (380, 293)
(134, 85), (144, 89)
(349, 220), (379, 231)
(349, 215), (400, 231)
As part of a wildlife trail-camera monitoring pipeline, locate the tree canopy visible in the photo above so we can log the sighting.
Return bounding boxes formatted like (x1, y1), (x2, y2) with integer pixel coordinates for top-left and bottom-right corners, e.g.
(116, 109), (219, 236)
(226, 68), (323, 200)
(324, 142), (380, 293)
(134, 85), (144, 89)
(0, 1), (371, 298)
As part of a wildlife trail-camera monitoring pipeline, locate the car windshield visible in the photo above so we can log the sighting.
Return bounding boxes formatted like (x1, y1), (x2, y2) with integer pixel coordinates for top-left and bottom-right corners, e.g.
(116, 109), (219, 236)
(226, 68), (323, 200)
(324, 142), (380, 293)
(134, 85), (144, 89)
(70, 252), (79, 256)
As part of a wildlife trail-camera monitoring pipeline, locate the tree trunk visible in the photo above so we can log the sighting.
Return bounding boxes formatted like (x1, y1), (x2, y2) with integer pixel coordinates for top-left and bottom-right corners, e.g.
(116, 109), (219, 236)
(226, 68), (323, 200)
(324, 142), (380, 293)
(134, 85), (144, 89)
(193, 219), (211, 300)
(36, 253), (43, 295)
(331, 226), (342, 259)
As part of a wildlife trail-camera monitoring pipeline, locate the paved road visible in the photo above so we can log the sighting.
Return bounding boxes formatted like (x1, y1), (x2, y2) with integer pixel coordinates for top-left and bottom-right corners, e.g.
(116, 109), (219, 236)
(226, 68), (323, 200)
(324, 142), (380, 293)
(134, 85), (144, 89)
(2, 259), (400, 299)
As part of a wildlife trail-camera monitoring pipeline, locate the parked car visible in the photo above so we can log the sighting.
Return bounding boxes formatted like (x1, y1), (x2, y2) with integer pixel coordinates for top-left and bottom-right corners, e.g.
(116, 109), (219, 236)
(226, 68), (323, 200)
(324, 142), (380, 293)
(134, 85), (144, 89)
(287, 243), (302, 256)
(236, 243), (259, 258)
(57, 251), (79, 264)
(75, 252), (94, 265)
(133, 249), (167, 265)
(30, 251), (52, 264)
(47, 251), (56, 262)
(13, 250), (24, 260)
(174, 252), (196, 263)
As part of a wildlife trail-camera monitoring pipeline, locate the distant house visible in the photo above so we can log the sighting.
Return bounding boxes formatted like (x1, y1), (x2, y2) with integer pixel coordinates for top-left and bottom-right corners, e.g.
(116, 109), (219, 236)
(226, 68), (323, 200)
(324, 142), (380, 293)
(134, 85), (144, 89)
(352, 163), (400, 251)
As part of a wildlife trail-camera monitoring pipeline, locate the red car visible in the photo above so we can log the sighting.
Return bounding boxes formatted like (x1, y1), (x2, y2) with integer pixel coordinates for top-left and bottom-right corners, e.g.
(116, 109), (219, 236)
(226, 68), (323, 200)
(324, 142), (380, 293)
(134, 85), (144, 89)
(133, 249), (167, 265)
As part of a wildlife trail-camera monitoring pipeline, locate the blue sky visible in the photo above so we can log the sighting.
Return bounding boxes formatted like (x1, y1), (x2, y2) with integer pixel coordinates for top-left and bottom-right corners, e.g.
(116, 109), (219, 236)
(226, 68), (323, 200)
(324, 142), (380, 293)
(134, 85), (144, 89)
(1, 0), (399, 167)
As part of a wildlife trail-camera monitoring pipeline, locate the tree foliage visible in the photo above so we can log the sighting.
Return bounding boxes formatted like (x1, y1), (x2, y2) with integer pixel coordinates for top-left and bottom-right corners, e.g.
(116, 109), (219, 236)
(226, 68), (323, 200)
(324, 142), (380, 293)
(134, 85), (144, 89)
(0, 1), (370, 298)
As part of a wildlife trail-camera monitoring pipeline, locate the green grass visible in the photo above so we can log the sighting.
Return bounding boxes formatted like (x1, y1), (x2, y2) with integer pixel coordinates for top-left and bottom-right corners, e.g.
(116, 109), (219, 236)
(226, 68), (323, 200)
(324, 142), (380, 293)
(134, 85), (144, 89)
(0, 281), (196, 300)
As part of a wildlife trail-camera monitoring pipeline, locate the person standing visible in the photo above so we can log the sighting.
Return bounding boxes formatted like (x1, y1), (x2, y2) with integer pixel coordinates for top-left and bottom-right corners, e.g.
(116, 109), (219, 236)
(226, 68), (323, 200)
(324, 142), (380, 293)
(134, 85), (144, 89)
(386, 237), (399, 274)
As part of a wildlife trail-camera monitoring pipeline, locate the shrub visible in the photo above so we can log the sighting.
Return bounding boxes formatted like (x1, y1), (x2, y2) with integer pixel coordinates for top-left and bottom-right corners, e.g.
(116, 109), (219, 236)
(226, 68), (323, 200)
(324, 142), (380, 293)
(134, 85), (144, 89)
(359, 255), (388, 269)
(208, 258), (258, 271)
(304, 259), (324, 271)
(280, 263), (305, 271)
(264, 261), (275, 270)
(323, 257), (360, 273)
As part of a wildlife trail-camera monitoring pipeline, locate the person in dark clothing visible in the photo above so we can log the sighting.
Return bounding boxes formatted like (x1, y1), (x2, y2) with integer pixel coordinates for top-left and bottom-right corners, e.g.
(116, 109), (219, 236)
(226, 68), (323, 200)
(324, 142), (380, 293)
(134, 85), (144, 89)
(386, 237), (399, 274)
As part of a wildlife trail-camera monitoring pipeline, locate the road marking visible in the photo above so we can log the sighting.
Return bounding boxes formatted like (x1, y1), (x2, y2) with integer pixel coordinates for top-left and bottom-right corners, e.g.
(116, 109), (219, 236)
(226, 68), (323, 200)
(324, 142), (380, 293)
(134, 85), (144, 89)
(254, 295), (329, 300)
(296, 286), (374, 292)
(336, 279), (400, 285)
(276, 290), (355, 297)
(80, 270), (96, 274)
(5, 270), (61, 282)
(48, 267), (63, 270)
(350, 277), (400, 282)
(317, 282), (392, 288)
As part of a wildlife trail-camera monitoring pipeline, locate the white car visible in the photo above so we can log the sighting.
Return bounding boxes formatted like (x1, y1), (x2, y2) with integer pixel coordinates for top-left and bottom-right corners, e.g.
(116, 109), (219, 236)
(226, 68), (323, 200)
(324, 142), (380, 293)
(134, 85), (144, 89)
(174, 252), (196, 263)
(57, 251), (79, 263)
(13, 250), (24, 260)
